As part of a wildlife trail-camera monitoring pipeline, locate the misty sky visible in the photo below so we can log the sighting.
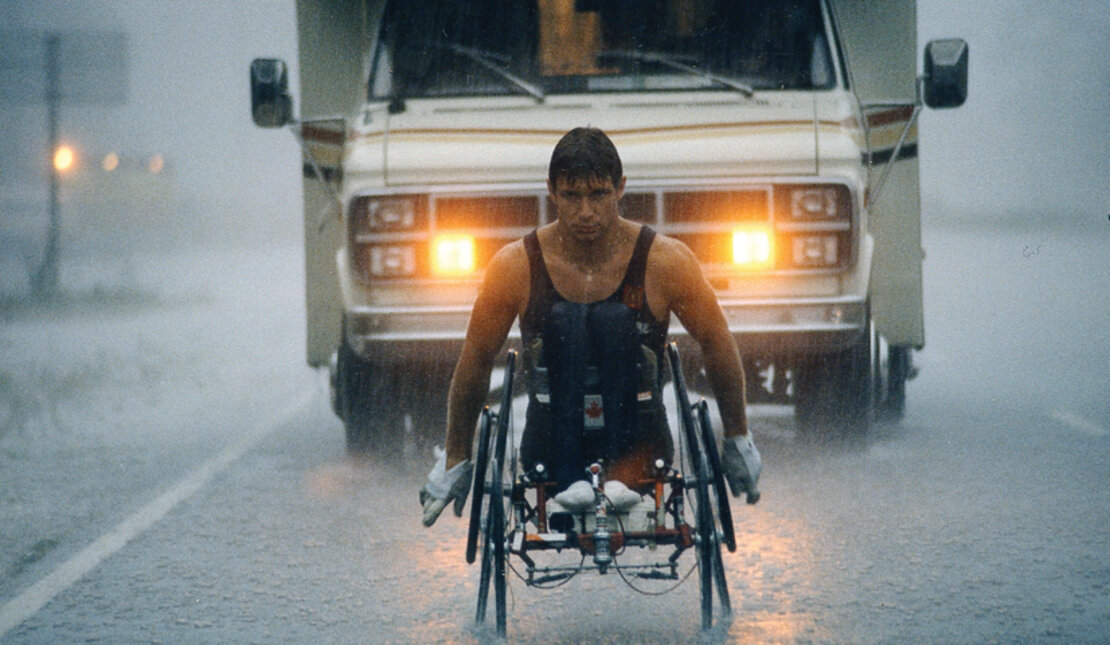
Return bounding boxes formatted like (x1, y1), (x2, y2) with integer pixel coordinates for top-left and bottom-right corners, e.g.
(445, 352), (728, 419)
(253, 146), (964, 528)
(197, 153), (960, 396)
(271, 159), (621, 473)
(917, 0), (1109, 220)
(3, 0), (1107, 235)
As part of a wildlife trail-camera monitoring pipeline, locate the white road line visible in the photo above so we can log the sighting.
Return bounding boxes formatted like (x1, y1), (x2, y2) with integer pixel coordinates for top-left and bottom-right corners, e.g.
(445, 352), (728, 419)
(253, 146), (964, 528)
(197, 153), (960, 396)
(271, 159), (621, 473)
(1050, 409), (1108, 438)
(0, 394), (312, 638)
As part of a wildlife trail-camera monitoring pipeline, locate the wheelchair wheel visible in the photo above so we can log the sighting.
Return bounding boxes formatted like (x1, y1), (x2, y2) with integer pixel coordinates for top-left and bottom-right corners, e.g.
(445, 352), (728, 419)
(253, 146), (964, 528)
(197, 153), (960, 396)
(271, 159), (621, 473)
(690, 447), (716, 630)
(475, 487), (493, 619)
(694, 400), (733, 615)
(689, 429), (735, 625)
(471, 408), (494, 628)
(466, 409), (493, 564)
(474, 351), (516, 638)
(712, 531), (731, 615)
(696, 399), (736, 553)
(475, 468), (506, 633)
(668, 343), (729, 631)
(474, 408), (508, 636)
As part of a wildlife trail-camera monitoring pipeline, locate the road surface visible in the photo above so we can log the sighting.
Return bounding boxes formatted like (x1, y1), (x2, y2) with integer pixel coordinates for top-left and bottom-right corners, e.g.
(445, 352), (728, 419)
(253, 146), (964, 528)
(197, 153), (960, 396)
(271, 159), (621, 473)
(1, 215), (1107, 643)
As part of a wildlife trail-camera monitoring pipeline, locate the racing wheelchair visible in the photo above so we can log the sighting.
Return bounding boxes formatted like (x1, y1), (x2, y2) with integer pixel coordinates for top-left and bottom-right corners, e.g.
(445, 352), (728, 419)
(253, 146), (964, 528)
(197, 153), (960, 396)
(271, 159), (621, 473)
(465, 343), (737, 638)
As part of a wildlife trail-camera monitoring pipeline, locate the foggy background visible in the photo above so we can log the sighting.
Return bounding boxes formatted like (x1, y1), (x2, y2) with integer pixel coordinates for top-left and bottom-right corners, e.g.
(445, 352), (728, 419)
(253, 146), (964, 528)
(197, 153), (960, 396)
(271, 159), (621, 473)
(2, 0), (1107, 297)
(1, 0), (303, 295)
(916, 1), (1108, 223)
(1, 2), (1107, 642)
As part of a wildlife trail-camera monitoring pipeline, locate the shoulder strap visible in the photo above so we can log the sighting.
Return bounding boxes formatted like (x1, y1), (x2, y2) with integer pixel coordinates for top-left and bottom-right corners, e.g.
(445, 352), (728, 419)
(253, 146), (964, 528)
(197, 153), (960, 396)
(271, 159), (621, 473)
(521, 230), (560, 339)
(523, 230), (550, 292)
(624, 225), (656, 289)
(617, 225), (655, 311)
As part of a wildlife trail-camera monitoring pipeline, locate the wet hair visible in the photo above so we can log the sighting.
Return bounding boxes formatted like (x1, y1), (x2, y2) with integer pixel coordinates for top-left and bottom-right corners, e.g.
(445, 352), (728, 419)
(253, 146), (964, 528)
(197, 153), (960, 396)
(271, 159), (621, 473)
(548, 127), (623, 188)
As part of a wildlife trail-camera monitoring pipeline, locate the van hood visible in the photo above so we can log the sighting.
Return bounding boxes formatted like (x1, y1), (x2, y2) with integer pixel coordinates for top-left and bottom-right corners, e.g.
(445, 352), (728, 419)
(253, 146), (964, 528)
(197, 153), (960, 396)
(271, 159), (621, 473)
(357, 95), (825, 186)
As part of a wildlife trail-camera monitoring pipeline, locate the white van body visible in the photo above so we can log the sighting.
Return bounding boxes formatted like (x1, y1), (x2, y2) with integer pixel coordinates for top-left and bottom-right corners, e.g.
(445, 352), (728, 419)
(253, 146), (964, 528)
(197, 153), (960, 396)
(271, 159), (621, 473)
(253, 0), (966, 449)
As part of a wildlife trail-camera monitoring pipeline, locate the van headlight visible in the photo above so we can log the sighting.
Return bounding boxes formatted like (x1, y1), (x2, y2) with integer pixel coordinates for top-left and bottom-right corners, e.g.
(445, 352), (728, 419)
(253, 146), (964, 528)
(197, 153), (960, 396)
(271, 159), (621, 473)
(731, 226), (774, 269)
(351, 195), (419, 234)
(791, 235), (839, 267)
(790, 187), (840, 219)
(432, 234), (476, 276)
(368, 245), (416, 277)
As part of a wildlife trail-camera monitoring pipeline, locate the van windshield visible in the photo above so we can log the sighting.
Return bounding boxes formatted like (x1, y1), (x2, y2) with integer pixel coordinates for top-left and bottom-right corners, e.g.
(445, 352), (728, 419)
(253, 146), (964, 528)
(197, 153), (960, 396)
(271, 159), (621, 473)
(371, 0), (835, 101)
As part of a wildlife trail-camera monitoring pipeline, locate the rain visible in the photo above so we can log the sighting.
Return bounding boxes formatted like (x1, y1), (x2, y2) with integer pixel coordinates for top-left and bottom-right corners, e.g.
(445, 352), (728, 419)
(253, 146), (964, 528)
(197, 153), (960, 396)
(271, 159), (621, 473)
(1, 1), (1107, 643)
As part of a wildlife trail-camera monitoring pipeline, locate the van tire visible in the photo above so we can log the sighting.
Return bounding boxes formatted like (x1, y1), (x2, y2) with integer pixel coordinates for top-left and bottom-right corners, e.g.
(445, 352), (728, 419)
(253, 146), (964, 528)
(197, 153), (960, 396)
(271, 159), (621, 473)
(335, 339), (452, 457)
(794, 322), (873, 435)
(335, 339), (407, 456)
(877, 345), (909, 422)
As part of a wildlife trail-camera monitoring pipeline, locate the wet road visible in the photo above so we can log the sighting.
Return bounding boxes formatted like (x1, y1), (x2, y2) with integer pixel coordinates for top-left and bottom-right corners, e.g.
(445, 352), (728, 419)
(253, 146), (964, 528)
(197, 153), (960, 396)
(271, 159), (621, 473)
(1, 217), (1107, 643)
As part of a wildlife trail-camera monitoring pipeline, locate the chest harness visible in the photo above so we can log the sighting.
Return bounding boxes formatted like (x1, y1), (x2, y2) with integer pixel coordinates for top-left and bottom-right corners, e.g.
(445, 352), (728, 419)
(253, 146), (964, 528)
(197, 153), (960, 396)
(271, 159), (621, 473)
(519, 226), (673, 491)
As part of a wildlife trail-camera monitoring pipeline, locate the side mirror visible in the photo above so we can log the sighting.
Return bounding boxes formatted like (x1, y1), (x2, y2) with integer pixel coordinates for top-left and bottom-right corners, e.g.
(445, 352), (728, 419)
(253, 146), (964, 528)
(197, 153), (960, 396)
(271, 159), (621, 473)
(250, 58), (293, 127)
(923, 39), (968, 109)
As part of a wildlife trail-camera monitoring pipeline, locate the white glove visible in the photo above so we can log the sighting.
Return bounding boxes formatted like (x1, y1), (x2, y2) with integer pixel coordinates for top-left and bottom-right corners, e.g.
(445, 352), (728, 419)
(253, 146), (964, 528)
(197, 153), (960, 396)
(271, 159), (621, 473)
(722, 433), (761, 504)
(420, 446), (474, 527)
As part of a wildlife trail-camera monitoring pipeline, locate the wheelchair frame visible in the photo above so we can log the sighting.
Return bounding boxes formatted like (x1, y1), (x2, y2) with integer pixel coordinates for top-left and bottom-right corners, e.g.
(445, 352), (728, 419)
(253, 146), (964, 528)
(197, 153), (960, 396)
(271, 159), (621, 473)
(465, 343), (737, 638)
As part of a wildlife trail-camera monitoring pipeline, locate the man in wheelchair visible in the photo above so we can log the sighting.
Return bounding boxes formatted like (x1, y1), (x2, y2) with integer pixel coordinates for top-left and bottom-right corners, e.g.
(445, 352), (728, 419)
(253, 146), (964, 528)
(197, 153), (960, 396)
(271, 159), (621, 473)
(422, 127), (761, 527)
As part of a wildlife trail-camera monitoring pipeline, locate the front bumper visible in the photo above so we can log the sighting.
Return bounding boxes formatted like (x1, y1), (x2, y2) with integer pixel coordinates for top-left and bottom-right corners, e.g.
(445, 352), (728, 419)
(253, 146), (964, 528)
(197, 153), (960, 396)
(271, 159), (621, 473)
(343, 294), (865, 361)
(716, 295), (867, 355)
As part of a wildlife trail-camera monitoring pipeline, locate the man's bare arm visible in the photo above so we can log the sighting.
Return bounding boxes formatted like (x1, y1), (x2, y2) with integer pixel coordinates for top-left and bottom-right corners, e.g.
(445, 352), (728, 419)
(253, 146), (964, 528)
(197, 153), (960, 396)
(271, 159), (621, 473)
(660, 239), (749, 439)
(444, 243), (526, 469)
(654, 236), (760, 502)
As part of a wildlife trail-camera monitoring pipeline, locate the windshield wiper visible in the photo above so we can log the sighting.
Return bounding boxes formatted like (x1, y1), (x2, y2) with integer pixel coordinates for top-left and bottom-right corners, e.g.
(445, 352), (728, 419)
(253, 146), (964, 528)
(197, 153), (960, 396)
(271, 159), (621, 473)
(439, 42), (546, 102)
(602, 50), (755, 98)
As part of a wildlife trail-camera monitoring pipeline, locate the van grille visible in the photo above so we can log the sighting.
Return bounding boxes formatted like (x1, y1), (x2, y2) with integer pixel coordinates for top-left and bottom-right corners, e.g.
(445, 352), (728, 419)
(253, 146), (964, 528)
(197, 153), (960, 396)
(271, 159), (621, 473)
(349, 183), (852, 281)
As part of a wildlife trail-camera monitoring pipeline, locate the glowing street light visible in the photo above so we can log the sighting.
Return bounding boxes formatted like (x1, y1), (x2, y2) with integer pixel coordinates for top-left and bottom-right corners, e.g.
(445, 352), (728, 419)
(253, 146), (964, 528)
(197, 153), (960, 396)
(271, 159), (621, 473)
(24, 30), (126, 299)
(53, 144), (75, 172)
(102, 152), (119, 171)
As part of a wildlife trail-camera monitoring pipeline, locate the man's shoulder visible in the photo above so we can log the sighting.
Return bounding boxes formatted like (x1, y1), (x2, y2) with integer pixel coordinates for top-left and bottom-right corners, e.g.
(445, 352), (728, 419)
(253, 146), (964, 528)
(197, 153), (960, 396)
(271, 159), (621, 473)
(481, 237), (530, 296)
(487, 238), (529, 275)
(646, 229), (698, 270)
(533, 223), (559, 248)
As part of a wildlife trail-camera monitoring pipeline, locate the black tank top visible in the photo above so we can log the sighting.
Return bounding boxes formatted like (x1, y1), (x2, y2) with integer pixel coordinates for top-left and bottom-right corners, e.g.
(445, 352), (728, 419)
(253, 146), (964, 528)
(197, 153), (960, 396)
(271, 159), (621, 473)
(520, 225), (669, 355)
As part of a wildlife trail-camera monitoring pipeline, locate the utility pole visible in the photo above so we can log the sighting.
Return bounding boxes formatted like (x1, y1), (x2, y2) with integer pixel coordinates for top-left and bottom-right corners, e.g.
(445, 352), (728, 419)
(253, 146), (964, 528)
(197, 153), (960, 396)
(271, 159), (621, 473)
(31, 33), (61, 298)
(1, 27), (127, 299)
